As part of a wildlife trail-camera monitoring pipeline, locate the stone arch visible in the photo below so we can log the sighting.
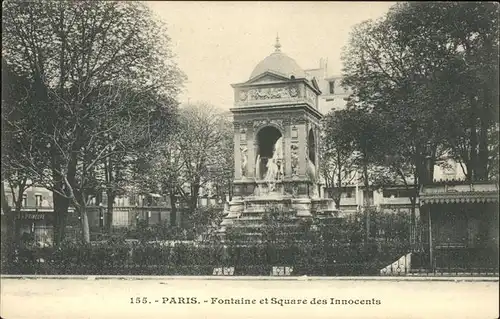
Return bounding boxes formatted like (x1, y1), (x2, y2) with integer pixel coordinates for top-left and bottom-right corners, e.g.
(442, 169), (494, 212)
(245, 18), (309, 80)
(308, 128), (316, 165)
(255, 125), (283, 179)
(254, 122), (284, 139)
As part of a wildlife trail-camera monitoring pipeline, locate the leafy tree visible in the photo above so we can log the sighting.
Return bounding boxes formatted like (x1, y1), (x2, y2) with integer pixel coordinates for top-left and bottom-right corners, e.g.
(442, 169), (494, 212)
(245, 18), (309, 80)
(320, 110), (357, 208)
(386, 2), (499, 181)
(2, 1), (183, 244)
(343, 2), (499, 183)
(341, 2), (499, 244)
(1, 59), (40, 250)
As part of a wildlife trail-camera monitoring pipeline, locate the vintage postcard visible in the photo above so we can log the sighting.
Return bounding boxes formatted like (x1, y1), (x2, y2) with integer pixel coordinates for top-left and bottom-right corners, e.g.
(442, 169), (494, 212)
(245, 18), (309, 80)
(1, 1), (499, 318)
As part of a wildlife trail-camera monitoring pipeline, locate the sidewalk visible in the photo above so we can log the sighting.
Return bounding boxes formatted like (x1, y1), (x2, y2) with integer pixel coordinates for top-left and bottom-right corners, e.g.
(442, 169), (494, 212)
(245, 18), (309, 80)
(2, 274), (498, 282)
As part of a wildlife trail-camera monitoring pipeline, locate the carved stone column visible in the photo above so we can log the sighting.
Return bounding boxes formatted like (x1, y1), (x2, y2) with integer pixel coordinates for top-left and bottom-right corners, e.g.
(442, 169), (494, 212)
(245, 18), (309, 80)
(297, 121), (307, 177)
(284, 120), (292, 177)
(247, 122), (255, 178)
(315, 126), (320, 181)
(234, 123), (241, 180)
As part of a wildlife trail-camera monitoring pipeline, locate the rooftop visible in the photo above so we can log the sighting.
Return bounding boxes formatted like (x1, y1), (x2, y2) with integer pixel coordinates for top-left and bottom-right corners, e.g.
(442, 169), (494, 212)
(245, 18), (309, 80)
(249, 36), (306, 80)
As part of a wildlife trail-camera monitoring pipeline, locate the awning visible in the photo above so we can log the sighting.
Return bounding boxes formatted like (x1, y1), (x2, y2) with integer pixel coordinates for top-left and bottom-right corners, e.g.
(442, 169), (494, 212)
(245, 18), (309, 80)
(420, 193), (498, 204)
(419, 182), (499, 205)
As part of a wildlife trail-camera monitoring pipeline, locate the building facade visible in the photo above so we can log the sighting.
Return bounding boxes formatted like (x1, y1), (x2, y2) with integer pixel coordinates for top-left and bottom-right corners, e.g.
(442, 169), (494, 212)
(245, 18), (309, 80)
(1, 182), (226, 245)
(304, 58), (352, 114)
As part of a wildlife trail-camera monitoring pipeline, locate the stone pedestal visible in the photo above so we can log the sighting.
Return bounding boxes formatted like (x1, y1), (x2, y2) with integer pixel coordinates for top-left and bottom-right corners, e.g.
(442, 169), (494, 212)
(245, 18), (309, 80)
(221, 199), (244, 227)
(219, 180), (339, 240)
(292, 198), (312, 217)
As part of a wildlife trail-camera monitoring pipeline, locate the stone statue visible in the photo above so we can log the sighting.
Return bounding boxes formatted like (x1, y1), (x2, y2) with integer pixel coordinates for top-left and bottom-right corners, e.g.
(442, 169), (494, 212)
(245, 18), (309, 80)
(291, 144), (299, 176)
(255, 154), (261, 179)
(264, 137), (283, 191)
(306, 157), (316, 183)
(240, 146), (248, 177)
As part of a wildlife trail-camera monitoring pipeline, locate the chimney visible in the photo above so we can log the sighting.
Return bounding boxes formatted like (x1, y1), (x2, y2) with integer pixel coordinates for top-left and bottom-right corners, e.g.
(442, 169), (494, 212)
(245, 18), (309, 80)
(324, 58), (328, 78)
(319, 58), (325, 70)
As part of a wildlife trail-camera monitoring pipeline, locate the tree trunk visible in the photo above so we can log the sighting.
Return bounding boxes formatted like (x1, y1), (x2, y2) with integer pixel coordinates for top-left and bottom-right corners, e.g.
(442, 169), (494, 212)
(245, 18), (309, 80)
(14, 201), (23, 244)
(53, 194), (68, 246)
(478, 100), (490, 180)
(104, 155), (115, 232)
(170, 192), (177, 227)
(362, 156), (370, 243)
(106, 191), (115, 232)
(333, 196), (341, 210)
(78, 202), (91, 244)
(13, 179), (27, 246)
(336, 155), (343, 209)
(328, 186), (341, 209)
(228, 176), (233, 202)
(409, 194), (417, 247)
(469, 99), (478, 181)
(51, 148), (76, 246)
(190, 183), (200, 211)
(52, 188), (69, 246)
(1, 182), (16, 263)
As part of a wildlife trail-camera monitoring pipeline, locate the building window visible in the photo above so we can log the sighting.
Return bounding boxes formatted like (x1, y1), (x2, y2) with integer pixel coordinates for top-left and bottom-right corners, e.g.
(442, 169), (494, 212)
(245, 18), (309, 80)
(22, 194), (27, 207)
(35, 195), (42, 207)
(346, 190), (353, 198)
(383, 190), (397, 198)
(329, 81), (335, 94)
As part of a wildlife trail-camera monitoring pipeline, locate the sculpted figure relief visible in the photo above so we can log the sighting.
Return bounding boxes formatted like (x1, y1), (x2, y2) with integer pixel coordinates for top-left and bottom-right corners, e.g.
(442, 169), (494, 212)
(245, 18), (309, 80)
(239, 90), (248, 101)
(306, 145), (316, 183)
(270, 119), (283, 128)
(248, 86), (294, 101)
(240, 146), (248, 177)
(253, 119), (268, 129)
(305, 88), (316, 104)
(253, 119), (283, 131)
(291, 144), (299, 176)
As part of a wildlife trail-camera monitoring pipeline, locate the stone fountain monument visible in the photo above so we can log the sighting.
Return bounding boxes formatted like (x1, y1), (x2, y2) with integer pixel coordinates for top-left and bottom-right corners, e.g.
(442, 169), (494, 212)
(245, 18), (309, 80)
(219, 37), (338, 239)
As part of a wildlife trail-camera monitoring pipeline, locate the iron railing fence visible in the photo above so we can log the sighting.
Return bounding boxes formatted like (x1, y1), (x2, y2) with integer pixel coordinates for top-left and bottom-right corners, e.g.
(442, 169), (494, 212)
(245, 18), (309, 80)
(1, 241), (498, 277)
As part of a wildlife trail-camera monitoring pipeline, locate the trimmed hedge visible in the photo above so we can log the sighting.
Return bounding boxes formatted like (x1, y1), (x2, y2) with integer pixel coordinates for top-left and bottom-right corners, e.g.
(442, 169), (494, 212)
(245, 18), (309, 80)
(1, 239), (410, 276)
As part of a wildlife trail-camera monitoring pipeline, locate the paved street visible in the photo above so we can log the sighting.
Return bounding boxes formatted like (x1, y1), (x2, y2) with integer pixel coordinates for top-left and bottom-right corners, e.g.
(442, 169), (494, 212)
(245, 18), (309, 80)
(1, 277), (498, 319)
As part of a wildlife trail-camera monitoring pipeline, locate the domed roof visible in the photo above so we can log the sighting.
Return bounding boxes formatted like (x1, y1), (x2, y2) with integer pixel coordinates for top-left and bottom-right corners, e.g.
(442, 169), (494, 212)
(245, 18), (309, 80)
(249, 37), (306, 80)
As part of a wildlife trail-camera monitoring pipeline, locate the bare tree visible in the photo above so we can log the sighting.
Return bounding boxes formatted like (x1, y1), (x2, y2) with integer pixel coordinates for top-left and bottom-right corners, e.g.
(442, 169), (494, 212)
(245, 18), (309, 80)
(138, 103), (232, 229)
(175, 103), (233, 212)
(2, 1), (183, 244)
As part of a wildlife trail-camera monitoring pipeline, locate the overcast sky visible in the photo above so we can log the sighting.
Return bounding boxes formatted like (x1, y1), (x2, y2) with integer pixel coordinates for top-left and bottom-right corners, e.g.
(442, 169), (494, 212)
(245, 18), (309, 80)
(147, 1), (395, 110)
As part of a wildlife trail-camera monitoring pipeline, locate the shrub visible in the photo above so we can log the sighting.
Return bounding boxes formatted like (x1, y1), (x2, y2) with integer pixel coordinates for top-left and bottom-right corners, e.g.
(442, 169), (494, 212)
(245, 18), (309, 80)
(0, 238), (411, 276)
